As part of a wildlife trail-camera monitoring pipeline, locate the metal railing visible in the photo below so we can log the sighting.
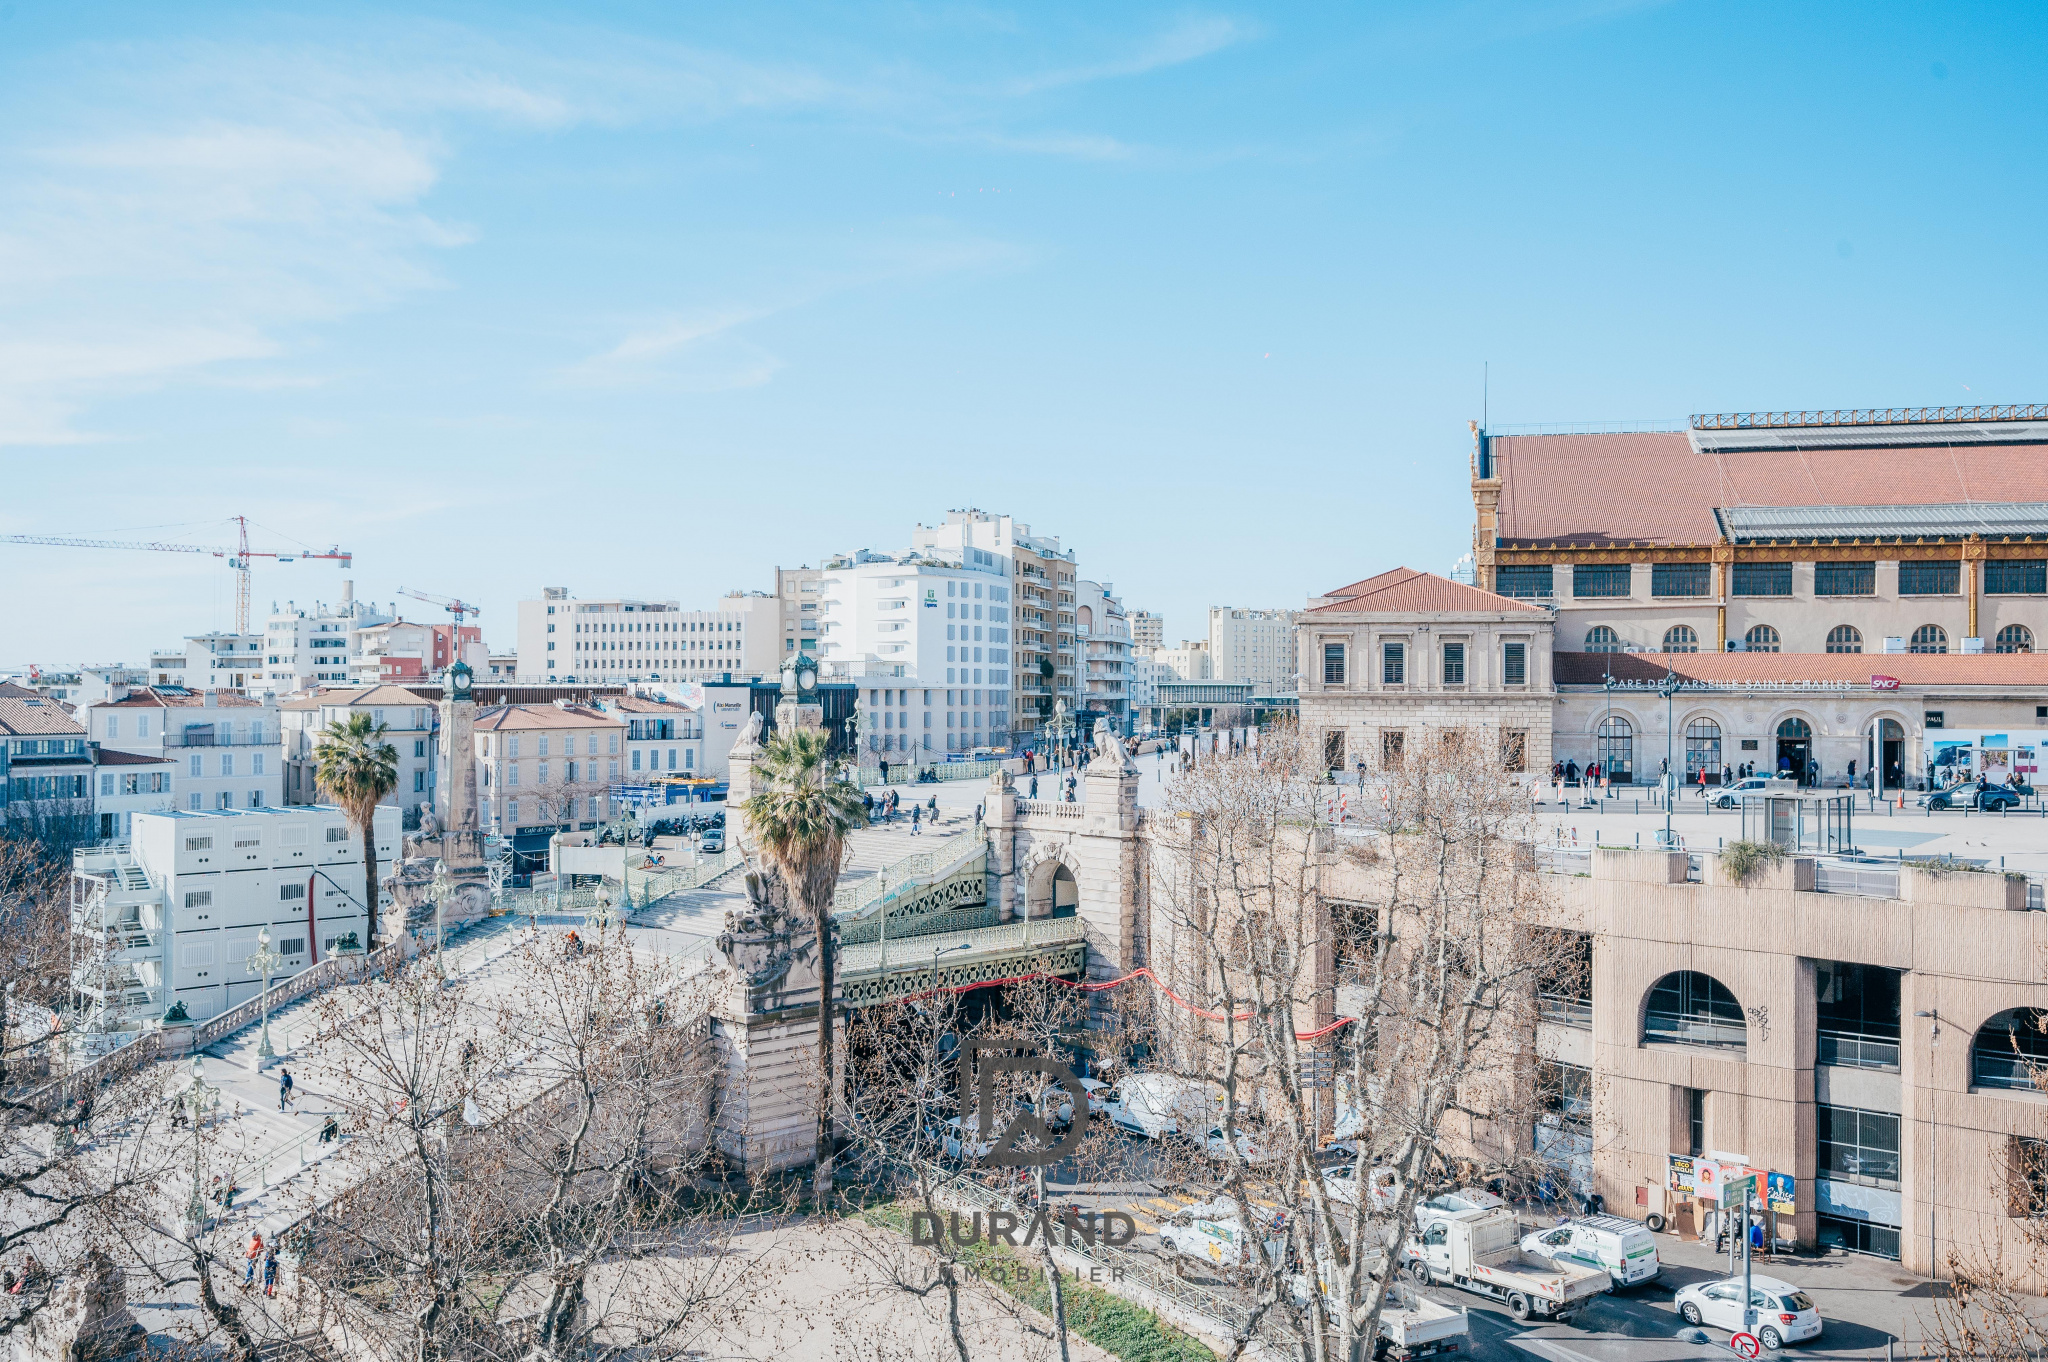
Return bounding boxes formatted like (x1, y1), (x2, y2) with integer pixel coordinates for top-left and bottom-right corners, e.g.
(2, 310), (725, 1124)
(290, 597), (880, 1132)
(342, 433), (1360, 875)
(163, 731), (274, 748)
(1813, 861), (1901, 899)
(834, 834), (988, 913)
(906, 1157), (1258, 1336)
(194, 943), (404, 1049)
(1538, 993), (1593, 1029)
(858, 759), (1006, 787)
(1818, 1031), (1901, 1070)
(838, 915), (1084, 976)
(1535, 847), (1591, 876)
(1643, 1011), (1748, 1050)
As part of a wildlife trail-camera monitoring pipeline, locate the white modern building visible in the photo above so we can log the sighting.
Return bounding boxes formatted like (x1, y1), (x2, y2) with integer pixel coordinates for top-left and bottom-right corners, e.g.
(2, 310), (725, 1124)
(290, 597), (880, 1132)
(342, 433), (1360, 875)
(259, 583), (398, 692)
(70, 805), (393, 1031)
(517, 588), (780, 684)
(775, 567), (824, 659)
(174, 633), (265, 690)
(911, 508), (1073, 744)
(85, 689), (285, 812)
(815, 547), (1013, 756)
(1130, 610), (1164, 653)
(1208, 607), (1301, 690)
(1153, 640), (1213, 682)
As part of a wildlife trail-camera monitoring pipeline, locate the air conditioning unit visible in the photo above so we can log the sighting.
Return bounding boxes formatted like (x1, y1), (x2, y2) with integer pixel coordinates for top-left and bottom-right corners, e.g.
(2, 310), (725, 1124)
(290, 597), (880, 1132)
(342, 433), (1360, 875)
(1882, 637), (1906, 654)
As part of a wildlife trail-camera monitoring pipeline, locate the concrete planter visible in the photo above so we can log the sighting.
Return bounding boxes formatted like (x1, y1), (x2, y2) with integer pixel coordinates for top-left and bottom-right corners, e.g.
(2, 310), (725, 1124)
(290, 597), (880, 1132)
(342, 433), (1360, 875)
(1900, 865), (2027, 912)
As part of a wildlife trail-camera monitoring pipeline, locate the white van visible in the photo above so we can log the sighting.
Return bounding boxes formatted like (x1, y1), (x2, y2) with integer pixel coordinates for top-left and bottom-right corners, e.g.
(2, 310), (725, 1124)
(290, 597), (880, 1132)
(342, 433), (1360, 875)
(1520, 1215), (1660, 1289)
(1160, 1200), (1288, 1269)
(1104, 1073), (1221, 1139)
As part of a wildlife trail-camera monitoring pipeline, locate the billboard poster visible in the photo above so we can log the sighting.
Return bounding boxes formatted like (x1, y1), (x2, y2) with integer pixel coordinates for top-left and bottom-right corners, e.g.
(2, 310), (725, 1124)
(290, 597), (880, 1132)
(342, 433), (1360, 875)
(1767, 1171), (1795, 1215)
(1666, 1154), (1696, 1193)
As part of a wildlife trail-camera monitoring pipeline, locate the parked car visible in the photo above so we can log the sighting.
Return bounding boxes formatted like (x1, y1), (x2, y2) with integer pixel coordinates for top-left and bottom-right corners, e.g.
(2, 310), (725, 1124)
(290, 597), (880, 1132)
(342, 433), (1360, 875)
(1708, 777), (1798, 809)
(936, 1115), (995, 1162)
(1921, 783), (2024, 812)
(698, 828), (726, 854)
(1520, 1215), (1660, 1289)
(1202, 1123), (1278, 1165)
(1317, 1150), (1401, 1212)
(1413, 1187), (1508, 1229)
(1674, 1275), (1822, 1350)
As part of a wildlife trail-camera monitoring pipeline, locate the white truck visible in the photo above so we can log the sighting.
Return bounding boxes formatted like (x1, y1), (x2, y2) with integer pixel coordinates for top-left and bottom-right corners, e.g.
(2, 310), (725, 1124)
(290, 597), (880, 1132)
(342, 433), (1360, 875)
(1159, 1200), (1289, 1269)
(1290, 1269), (1470, 1361)
(1402, 1208), (1608, 1322)
(1104, 1073), (1222, 1139)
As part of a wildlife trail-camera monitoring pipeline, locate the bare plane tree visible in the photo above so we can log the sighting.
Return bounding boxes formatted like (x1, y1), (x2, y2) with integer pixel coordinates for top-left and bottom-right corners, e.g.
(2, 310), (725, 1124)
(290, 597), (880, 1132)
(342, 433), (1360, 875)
(1143, 720), (1578, 1362)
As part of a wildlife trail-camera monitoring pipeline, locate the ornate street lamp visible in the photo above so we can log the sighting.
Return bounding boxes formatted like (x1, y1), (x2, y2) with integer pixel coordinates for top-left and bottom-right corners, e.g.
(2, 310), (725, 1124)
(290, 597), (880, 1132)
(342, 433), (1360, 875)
(182, 1055), (220, 1236)
(430, 861), (453, 979)
(245, 926), (286, 1070)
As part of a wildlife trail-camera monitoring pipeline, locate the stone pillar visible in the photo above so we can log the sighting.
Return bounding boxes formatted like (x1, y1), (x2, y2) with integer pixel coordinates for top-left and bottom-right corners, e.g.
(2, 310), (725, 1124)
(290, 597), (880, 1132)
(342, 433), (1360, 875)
(985, 768), (1018, 919)
(1075, 726), (1142, 982)
(431, 664), (491, 931)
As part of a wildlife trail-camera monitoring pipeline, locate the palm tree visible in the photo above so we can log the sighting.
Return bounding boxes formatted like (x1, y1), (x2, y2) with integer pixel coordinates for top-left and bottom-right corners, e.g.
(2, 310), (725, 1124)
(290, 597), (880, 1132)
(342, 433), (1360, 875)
(740, 725), (867, 1196)
(314, 713), (400, 952)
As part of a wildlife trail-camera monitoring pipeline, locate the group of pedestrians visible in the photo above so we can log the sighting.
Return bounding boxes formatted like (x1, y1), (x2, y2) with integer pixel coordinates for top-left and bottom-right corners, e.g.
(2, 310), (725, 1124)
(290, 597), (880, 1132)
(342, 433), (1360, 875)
(243, 1232), (280, 1296)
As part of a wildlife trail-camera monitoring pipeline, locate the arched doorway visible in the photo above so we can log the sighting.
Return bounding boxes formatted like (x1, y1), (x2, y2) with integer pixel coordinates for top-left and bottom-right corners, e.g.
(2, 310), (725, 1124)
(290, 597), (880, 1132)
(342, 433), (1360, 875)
(1776, 717), (1814, 785)
(1867, 718), (1904, 794)
(1027, 859), (1080, 920)
(1596, 715), (1634, 784)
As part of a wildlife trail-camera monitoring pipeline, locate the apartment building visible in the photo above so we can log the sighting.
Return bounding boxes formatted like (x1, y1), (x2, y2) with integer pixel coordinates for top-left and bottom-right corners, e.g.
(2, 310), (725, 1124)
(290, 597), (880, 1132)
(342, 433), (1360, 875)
(593, 694), (705, 779)
(912, 508), (1069, 745)
(87, 688), (284, 812)
(518, 588), (780, 684)
(1130, 609), (1164, 653)
(259, 584), (398, 691)
(1208, 607), (1301, 689)
(775, 567), (824, 658)
(71, 805), (393, 1031)
(472, 702), (625, 834)
(1076, 580), (1130, 725)
(1471, 405), (2048, 658)
(1, 696), (93, 838)
(1152, 640), (1212, 682)
(349, 620), (485, 684)
(91, 749), (175, 840)
(278, 686), (439, 811)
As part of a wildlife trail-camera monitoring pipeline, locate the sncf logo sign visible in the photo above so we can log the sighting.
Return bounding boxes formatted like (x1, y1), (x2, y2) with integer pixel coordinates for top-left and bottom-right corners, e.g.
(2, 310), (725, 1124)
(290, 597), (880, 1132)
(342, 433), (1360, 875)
(959, 1039), (1088, 1167)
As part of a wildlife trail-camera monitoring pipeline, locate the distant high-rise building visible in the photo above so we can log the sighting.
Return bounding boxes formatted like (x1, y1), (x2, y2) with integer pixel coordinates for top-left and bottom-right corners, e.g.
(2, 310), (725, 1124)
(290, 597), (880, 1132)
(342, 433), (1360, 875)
(1208, 607), (1300, 690)
(1130, 610), (1164, 653)
(516, 587), (779, 685)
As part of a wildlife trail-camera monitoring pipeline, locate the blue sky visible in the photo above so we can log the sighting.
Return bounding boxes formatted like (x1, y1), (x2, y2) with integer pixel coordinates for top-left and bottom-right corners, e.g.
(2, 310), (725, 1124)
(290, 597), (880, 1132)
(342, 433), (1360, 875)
(4, 1), (2045, 665)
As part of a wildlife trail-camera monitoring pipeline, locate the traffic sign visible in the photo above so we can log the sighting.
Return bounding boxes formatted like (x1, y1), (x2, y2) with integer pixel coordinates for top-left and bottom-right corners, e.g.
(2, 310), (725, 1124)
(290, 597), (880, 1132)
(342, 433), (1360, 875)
(1730, 1331), (1762, 1359)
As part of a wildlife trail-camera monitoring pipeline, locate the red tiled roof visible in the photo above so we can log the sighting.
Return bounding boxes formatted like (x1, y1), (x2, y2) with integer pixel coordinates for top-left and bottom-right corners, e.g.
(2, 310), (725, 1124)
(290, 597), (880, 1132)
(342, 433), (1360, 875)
(474, 704), (623, 731)
(1309, 567), (1545, 615)
(99, 688), (267, 709)
(1554, 651), (2048, 687)
(1492, 432), (2048, 546)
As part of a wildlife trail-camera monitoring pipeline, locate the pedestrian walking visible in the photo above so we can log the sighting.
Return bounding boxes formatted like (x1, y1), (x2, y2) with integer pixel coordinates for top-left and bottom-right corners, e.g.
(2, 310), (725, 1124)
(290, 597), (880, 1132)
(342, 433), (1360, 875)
(243, 1234), (264, 1289)
(278, 1067), (295, 1111)
(1029, 775), (1038, 799)
(262, 1247), (279, 1298)
(973, 803), (983, 828)
(910, 806), (921, 835)
(880, 759), (890, 783)
(319, 1116), (340, 1144)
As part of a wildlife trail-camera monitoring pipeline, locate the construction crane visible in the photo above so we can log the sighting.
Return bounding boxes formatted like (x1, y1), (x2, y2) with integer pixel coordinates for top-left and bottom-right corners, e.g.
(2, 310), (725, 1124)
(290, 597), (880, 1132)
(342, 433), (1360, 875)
(398, 587), (483, 624)
(0, 516), (350, 634)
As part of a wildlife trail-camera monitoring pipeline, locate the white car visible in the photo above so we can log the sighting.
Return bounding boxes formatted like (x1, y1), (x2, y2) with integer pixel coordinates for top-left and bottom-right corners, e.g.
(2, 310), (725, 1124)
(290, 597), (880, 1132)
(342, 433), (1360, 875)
(1675, 1275), (1822, 1350)
(1413, 1187), (1507, 1228)
(1707, 777), (1795, 809)
(937, 1115), (995, 1162)
(1319, 1159), (1400, 1212)
(1201, 1124), (1277, 1165)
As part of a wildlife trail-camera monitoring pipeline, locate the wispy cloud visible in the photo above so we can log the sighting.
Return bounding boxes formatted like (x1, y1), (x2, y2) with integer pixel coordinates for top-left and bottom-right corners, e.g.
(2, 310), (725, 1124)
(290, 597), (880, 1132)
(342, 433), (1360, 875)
(557, 310), (781, 391)
(1005, 16), (1254, 95)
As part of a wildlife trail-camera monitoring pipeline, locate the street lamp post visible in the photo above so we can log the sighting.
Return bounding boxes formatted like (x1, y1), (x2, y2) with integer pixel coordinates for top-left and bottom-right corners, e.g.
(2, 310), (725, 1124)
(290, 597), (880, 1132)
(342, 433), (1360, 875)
(1658, 665), (1681, 849)
(182, 1056), (219, 1236)
(1915, 1008), (1944, 1276)
(430, 862), (453, 979)
(245, 926), (286, 1070)
(931, 940), (970, 995)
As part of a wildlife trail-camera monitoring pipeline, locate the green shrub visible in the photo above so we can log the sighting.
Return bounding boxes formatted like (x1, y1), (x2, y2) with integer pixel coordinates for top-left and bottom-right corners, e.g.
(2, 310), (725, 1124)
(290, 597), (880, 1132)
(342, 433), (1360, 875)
(1721, 839), (1786, 885)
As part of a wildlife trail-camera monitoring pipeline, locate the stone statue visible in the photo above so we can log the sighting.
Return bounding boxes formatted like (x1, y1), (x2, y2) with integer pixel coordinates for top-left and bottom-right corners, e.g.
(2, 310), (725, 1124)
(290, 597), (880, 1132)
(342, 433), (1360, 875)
(717, 870), (797, 1003)
(416, 803), (439, 840)
(1090, 717), (1131, 771)
(738, 709), (766, 749)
